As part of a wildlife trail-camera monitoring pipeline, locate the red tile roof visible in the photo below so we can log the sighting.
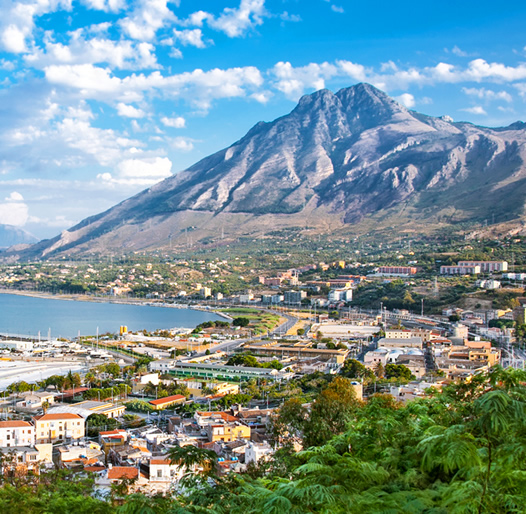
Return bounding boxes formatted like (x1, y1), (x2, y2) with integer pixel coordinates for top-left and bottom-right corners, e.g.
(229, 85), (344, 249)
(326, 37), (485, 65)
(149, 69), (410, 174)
(33, 413), (83, 421)
(150, 458), (172, 465)
(149, 394), (186, 406)
(0, 420), (32, 428)
(108, 466), (139, 480)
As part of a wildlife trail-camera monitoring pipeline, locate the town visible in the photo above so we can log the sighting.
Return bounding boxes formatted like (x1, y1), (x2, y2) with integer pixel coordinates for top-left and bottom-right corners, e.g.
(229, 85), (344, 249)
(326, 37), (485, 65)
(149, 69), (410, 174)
(0, 237), (524, 511)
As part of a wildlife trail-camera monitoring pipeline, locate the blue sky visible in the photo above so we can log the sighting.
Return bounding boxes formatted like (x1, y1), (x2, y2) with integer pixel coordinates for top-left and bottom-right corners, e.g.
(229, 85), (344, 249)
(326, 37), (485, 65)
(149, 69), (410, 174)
(1, 0), (526, 239)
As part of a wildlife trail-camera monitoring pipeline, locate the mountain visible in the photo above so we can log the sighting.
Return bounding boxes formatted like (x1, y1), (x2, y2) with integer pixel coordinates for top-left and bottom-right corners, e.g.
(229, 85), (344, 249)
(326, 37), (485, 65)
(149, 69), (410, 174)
(0, 225), (37, 249)
(11, 83), (526, 259)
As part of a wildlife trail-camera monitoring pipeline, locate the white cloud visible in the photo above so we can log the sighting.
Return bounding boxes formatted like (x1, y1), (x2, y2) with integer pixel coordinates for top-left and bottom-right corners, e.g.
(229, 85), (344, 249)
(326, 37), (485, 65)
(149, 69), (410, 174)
(26, 32), (159, 70)
(2, 24), (27, 53)
(251, 91), (272, 103)
(120, 0), (176, 41)
(461, 106), (487, 115)
(117, 102), (146, 118)
(56, 116), (143, 167)
(171, 136), (194, 151)
(161, 116), (185, 128)
(271, 61), (339, 98)
(207, 0), (267, 37)
(462, 87), (512, 102)
(0, 192), (28, 225)
(98, 156), (172, 185)
(395, 93), (415, 108)
(169, 47), (183, 59)
(331, 5), (344, 13)
(5, 191), (24, 202)
(172, 28), (207, 48)
(0, 0), (73, 54)
(81, 0), (124, 13)
(44, 63), (264, 109)
(451, 45), (468, 57)
(279, 12), (301, 22)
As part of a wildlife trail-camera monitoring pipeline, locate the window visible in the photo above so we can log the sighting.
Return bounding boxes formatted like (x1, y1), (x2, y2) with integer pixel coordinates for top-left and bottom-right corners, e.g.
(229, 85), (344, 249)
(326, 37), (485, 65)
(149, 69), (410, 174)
(157, 470), (163, 478)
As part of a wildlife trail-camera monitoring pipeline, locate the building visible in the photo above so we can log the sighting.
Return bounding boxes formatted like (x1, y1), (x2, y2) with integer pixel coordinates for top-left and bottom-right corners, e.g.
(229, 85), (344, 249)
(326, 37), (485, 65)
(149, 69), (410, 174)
(0, 340), (34, 351)
(385, 328), (437, 342)
(328, 289), (353, 302)
(150, 360), (294, 381)
(99, 429), (129, 454)
(242, 343), (349, 364)
(376, 266), (417, 276)
(458, 261), (508, 272)
(440, 265), (481, 275)
(72, 400), (125, 419)
(33, 413), (85, 444)
(284, 290), (307, 304)
(0, 420), (35, 448)
(149, 394), (186, 410)
(245, 441), (273, 464)
(377, 337), (423, 349)
(149, 457), (184, 491)
(205, 420), (251, 443)
(0, 444), (53, 475)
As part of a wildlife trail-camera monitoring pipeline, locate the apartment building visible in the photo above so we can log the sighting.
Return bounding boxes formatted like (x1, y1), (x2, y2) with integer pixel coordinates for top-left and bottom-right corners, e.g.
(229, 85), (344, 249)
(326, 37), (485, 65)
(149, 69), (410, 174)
(33, 413), (85, 444)
(0, 420), (35, 448)
(458, 261), (508, 272)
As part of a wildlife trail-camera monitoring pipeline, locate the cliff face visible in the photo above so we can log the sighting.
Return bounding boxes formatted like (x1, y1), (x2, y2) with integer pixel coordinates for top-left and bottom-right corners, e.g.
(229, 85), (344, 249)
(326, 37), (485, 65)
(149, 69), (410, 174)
(14, 83), (526, 258)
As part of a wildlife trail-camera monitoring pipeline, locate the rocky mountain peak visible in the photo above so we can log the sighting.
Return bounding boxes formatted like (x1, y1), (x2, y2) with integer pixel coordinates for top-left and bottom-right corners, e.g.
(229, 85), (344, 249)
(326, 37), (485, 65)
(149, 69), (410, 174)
(10, 83), (526, 259)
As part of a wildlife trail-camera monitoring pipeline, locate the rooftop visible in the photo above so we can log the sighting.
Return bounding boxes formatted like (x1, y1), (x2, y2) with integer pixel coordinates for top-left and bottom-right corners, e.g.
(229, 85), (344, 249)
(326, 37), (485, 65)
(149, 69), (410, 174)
(0, 420), (33, 428)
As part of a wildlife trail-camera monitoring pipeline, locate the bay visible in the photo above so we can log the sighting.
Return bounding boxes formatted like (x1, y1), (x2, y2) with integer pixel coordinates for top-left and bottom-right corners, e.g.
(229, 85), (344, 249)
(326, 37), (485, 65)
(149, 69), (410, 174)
(0, 293), (222, 339)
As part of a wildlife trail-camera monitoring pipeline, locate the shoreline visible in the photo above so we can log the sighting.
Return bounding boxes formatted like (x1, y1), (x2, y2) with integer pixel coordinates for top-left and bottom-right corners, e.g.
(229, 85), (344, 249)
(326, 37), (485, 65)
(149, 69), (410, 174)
(0, 289), (231, 320)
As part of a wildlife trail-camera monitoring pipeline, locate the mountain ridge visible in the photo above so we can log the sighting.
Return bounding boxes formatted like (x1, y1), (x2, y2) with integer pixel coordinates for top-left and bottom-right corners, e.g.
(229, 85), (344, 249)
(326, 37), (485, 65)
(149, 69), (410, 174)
(7, 83), (526, 259)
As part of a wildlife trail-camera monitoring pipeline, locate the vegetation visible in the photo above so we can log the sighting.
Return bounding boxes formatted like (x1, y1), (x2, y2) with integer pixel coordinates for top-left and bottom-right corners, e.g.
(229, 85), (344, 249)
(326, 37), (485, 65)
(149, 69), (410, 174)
(2, 367), (526, 512)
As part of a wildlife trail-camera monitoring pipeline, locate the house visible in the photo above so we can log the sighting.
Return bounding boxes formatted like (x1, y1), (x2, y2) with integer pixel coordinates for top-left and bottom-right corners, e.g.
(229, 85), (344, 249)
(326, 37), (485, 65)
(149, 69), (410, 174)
(99, 429), (129, 453)
(205, 421), (250, 443)
(109, 443), (151, 466)
(56, 441), (104, 469)
(0, 443), (53, 475)
(245, 441), (273, 465)
(148, 456), (184, 493)
(17, 391), (56, 411)
(0, 420), (35, 448)
(33, 413), (85, 444)
(96, 465), (149, 496)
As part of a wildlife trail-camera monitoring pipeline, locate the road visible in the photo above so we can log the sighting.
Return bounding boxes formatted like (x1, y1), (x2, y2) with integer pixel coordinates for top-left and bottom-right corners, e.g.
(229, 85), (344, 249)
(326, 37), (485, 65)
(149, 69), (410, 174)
(190, 310), (299, 358)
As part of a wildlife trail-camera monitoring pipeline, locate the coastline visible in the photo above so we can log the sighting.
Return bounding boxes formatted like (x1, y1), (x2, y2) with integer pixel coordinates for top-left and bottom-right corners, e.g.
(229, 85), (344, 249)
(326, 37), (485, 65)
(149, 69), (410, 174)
(0, 288), (231, 320)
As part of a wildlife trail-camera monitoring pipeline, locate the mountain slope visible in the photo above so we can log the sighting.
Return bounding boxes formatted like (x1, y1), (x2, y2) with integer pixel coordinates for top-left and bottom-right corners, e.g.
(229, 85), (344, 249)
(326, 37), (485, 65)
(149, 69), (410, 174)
(13, 83), (526, 258)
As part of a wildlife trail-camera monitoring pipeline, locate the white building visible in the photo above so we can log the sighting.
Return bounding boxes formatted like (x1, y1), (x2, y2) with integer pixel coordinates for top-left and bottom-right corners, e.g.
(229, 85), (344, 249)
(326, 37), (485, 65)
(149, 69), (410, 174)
(245, 441), (274, 465)
(458, 261), (508, 272)
(0, 420), (35, 447)
(0, 340), (34, 351)
(149, 456), (184, 491)
(328, 289), (353, 302)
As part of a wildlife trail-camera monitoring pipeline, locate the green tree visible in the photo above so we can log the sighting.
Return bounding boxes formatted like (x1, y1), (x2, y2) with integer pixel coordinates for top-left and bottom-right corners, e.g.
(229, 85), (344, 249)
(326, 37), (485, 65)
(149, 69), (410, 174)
(303, 376), (361, 447)
(384, 363), (415, 382)
(232, 317), (250, 327)
(340, 359), (374, 381)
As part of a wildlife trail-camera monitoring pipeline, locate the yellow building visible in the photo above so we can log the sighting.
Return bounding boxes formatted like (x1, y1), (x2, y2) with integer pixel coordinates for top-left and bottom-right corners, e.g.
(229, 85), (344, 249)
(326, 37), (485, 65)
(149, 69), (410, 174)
(149, 394), (186, 410)
(74, 400), (126, 419)
(33, 413), (85, 444)
(205, 422), (250, 443)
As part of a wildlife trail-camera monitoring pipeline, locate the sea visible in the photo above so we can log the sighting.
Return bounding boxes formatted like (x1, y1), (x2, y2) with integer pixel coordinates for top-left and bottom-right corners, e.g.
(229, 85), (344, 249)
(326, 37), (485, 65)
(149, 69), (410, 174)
(0, 293), (222, 339)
